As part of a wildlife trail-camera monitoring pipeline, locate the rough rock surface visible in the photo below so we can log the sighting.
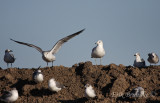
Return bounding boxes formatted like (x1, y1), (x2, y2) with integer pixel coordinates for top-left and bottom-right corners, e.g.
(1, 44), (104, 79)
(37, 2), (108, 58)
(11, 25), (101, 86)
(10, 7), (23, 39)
(0, 61), (160, 103)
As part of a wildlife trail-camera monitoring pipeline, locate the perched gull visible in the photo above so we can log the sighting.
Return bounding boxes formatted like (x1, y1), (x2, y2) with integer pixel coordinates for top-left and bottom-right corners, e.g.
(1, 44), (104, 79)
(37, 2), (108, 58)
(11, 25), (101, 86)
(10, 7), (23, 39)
(148, 53), (159, 65)
(130, 87), (144, 98)
(48, 78), (65, 92)
(85, 84), (96, 98)
(0, 88), (19, 103)
(10, 29), (85, 66)
(4, 49), (16, 68)
(33, 66), (43, 83)
(133, 53), (145, 68)
(91, 40), (105, 65)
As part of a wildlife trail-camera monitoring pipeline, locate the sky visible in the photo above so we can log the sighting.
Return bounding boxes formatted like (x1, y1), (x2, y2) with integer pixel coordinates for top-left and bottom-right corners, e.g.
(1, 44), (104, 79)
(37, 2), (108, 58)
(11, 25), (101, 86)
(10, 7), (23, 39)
(0, 0), (160, 69)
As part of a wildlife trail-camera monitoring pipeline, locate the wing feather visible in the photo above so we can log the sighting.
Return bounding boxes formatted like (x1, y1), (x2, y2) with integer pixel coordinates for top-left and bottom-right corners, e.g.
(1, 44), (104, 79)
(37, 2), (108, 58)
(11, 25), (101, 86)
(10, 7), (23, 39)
(10, 39), (43, 53)
(51, 29), (85, 54)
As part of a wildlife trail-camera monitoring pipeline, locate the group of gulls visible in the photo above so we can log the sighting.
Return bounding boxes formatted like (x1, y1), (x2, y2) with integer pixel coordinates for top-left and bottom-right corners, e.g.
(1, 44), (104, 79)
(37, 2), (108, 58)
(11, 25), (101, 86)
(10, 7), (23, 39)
(0, 67), (146, 102)
(133, 52), (159, 68)
(1, 29), (159, 102)
(3, 29), (106, 68)
(0, 68), (146, 103)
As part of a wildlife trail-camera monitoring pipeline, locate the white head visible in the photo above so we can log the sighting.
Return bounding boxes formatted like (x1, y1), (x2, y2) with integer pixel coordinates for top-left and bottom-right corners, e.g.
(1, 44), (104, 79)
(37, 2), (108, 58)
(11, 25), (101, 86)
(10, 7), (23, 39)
(85, 84), (90, 88)
(148, 52), (156, 58)
(134, 53), (140, 57)
(96, 40), (103, 46)
(49, 78), (55, 84)
(37, 70), (41, 73)
(152, 53), (157, 57)
(5, 49), (13, 53)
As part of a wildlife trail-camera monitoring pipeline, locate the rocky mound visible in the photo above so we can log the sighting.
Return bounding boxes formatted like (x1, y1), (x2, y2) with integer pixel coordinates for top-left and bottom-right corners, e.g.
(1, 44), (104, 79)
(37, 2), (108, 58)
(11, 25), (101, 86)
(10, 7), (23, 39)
(0, 61), (160, 103)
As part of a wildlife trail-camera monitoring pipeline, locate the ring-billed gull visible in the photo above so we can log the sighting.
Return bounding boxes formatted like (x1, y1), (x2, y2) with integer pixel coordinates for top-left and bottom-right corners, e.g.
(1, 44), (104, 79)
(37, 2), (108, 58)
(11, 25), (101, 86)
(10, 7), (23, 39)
(33, 66), (43, 83)
(0, 88), (19, 103)
(147, 53), (159, 65)
(91, 40), (105, 65)
(133, 53), (145, 68)
(4, 49), (16, 68)
(48, 78), (65, 92)
(10, 29), (85, 66)
(85, 84), (96, 98)
(130, 87), (144, 98)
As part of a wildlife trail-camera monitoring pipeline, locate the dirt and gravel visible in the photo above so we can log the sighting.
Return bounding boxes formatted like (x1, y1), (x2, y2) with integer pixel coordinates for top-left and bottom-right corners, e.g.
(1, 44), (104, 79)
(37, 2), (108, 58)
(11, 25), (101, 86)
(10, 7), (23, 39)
(0, 61), (160, 103)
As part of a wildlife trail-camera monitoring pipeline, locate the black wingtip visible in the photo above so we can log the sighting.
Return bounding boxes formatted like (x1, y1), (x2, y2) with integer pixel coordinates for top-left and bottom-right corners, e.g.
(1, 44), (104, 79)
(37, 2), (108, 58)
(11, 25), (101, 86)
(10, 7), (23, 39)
(10, 38), (15, 41)
(76, 28), (85, 34)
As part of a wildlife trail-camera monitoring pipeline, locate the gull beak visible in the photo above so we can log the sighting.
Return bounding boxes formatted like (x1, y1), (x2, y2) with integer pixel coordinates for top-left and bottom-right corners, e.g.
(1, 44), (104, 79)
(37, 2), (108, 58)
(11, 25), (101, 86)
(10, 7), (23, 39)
(10, 50), (13, 52)
(134, 55), (136, 56)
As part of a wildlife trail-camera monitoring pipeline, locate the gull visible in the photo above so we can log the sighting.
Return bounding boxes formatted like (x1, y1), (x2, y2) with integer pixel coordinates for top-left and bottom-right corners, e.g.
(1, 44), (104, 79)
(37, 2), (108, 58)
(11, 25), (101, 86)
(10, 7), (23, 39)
(133, 53), (145, 68)
(148, 53), (159, 65)
(91, 40), (105, 65)
(4, 49), (16, 68)
(48, 78), (65, 92)
(10, 29), (85, 66)
(131, 87), (144, 98)
(0, 88), (19, 103)
(33, 66), (43, 83)
(85, 84), (96, 98)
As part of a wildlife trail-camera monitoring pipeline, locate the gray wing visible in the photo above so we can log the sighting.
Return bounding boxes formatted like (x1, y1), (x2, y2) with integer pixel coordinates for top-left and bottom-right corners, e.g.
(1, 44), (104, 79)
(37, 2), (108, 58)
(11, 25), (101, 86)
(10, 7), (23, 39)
(0, 91), (12, 100)
(91, 47), (96, 58)
(141, 58), (146, 66)
(10, 39), (43, 54)
(56, 81), (65, 88)
(50, 29), (85, 54)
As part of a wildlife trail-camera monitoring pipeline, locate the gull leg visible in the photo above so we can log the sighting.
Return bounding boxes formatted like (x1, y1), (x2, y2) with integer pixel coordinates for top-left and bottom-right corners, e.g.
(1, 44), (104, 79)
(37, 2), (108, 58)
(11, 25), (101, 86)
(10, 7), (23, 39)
(100, 58), (102, 65)
(47, 62), (48, 67)
(95, 58), (97, 65)
(7, 63), (8, 68)
(11, 63), (12, 68)
(52, 61), (53, 67)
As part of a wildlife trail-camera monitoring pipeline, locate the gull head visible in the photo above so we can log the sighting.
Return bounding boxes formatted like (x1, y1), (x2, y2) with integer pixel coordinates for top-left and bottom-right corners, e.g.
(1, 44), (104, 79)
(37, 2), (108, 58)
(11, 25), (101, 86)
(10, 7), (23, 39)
(95, 40), (103, 45)
(37, 70), (41, 73)
(134, 53), (140, 56)
(5, 49), (13, 53)
(85, 84), (90, 88)
(148, 53), (155, 58)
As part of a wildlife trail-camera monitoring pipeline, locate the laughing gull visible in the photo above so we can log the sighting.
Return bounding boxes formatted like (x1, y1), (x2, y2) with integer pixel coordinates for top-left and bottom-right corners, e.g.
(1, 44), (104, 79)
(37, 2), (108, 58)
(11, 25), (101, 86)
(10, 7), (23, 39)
(10, 29), (85, 66)
(85, 84), (96, 98)
(4, 49), (16, 68)
(0, 88), (19, 103)
(130, 87), (144, 98)
(33, 66), (43, 83)
(48, 78), (65, 92)
(148, 53), (159, 65)
(91, 40), (105, 65)
(133, 53), (146, 68)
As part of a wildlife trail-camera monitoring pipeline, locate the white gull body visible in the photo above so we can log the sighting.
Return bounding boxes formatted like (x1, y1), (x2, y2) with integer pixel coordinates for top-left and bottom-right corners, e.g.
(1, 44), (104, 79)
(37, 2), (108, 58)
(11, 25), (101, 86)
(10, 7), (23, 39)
(0, 88), (19, 103)
(148, 53), (159, 65)
(91, 40), (105, 65)
(33, 69), (44, 83)
(4, 49), (15, 68)
(131, 87), (144, 98)
(10, 29), (85, 66)
(85, 84), (96, 98)
(48, 78), (65, 92)
(133, 53), (145, 68)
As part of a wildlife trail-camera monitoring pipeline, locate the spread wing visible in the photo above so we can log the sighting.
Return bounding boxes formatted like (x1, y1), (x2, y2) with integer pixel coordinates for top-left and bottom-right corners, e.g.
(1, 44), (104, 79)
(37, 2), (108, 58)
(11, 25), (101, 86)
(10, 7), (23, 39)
(10, 39), (43, 54)
(50, 29), (85, 54)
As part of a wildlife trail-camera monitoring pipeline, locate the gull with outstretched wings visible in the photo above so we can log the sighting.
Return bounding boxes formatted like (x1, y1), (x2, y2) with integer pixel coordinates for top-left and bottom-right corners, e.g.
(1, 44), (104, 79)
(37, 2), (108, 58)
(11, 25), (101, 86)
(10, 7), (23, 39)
(10, 29), (85, 66)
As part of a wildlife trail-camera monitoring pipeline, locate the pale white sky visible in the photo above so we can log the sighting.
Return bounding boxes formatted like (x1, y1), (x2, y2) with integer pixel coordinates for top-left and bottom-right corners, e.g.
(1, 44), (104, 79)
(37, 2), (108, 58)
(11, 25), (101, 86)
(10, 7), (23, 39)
(1, 0), (160, 68)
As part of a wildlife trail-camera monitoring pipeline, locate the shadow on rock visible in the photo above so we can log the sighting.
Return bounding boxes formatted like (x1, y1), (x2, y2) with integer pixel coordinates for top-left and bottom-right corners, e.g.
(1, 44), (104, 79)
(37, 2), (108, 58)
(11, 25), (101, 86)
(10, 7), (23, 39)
(58, 97), (88, 103)
(10, 78), (36, 96)
(30, 88), (55, 97)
